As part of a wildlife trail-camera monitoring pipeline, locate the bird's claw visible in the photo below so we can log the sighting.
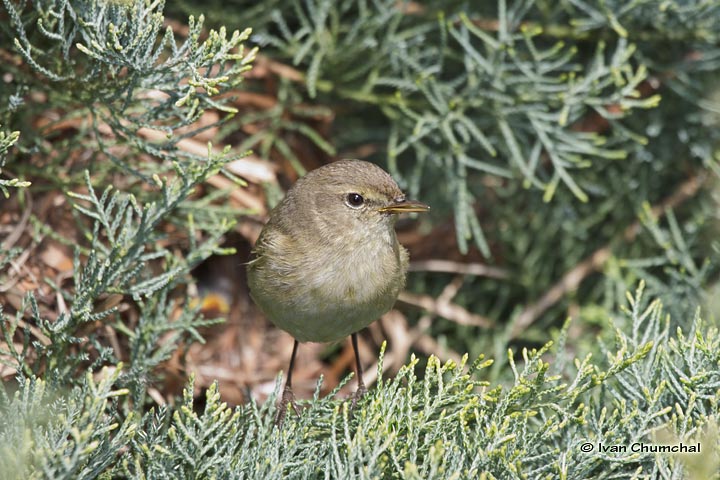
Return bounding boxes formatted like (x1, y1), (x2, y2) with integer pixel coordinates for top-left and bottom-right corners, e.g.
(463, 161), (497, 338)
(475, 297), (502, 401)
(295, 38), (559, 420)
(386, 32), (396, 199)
(350, 383), (367, 410)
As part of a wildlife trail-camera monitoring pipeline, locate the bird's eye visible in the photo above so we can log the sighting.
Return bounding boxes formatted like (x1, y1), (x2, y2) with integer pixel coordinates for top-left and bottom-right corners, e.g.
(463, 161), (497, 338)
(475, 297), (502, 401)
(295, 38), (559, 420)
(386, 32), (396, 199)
(346, 193), (365, 208)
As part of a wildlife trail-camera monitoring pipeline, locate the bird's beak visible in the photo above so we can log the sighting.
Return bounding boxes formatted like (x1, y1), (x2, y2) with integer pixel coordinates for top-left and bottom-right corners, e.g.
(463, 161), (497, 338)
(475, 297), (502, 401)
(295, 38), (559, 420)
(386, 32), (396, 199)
(378, 197), (430, 214)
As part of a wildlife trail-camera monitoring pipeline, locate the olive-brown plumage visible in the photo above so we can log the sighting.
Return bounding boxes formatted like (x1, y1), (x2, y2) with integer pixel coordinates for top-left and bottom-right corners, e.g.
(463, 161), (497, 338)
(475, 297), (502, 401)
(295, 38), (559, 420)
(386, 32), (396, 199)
(246, 159), (428, 424)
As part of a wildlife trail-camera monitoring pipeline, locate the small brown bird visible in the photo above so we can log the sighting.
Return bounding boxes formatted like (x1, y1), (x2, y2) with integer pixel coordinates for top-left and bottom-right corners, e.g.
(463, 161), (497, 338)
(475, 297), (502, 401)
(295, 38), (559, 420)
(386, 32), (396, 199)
(247, 159), (429, 424)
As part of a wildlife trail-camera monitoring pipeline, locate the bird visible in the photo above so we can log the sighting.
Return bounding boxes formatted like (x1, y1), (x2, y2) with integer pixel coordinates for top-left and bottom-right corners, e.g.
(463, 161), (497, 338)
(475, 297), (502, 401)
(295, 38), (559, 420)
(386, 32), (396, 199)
(247, 159), (429, 424)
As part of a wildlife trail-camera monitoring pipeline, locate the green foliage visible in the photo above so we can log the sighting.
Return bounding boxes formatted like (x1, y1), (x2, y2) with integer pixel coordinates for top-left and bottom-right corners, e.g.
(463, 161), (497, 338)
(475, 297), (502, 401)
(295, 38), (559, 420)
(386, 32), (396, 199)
(2, 285), (718, 478)
(0, 0), (252, 400)
(179, 0), (719, 253)
(2, 0), (720, 478)
(170, 0), (720, 350)
(0, 126), (27, 197)
(2, 155), (238, 392)
(1, 0), (255, 180)
(0, 366), (135, 480)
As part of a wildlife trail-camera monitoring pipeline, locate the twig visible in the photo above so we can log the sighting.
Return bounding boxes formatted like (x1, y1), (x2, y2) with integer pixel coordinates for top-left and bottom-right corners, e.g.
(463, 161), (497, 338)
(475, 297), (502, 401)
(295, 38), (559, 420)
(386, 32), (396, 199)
(408, 259), (509, 279)
(511, 173), (705, 339)
(1, 189), (32, 250)
(413, 330), (463, 365)
(364, 311), (426, 388)
(398, 284), (494, 328)
(16, 318), (51, 347)
(93, 122), (276, 214)
(1, 192), (35, 293)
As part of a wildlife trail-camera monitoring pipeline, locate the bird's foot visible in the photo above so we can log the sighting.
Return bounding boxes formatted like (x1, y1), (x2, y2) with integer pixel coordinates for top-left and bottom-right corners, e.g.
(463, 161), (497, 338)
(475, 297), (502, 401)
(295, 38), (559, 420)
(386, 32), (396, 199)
(275, 385), (301, 427)
(350, 383), (367, 410)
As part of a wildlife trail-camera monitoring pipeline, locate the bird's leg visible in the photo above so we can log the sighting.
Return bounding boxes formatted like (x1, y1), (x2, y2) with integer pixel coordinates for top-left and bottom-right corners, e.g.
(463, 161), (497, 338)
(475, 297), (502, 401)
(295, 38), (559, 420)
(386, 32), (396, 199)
(275, 339), (301, 427)
(350, 333), (367, 408)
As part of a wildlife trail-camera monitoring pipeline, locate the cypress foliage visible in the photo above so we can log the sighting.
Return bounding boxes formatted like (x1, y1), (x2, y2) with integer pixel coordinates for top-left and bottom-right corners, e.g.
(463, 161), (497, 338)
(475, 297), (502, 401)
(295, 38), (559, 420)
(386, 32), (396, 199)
(1, 0), (719, 478)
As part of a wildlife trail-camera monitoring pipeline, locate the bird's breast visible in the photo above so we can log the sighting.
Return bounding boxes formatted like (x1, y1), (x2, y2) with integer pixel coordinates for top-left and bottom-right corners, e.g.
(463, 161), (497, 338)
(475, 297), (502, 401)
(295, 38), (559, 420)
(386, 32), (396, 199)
(305, 229), (404, 306)
(249, 222), (409, 342)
